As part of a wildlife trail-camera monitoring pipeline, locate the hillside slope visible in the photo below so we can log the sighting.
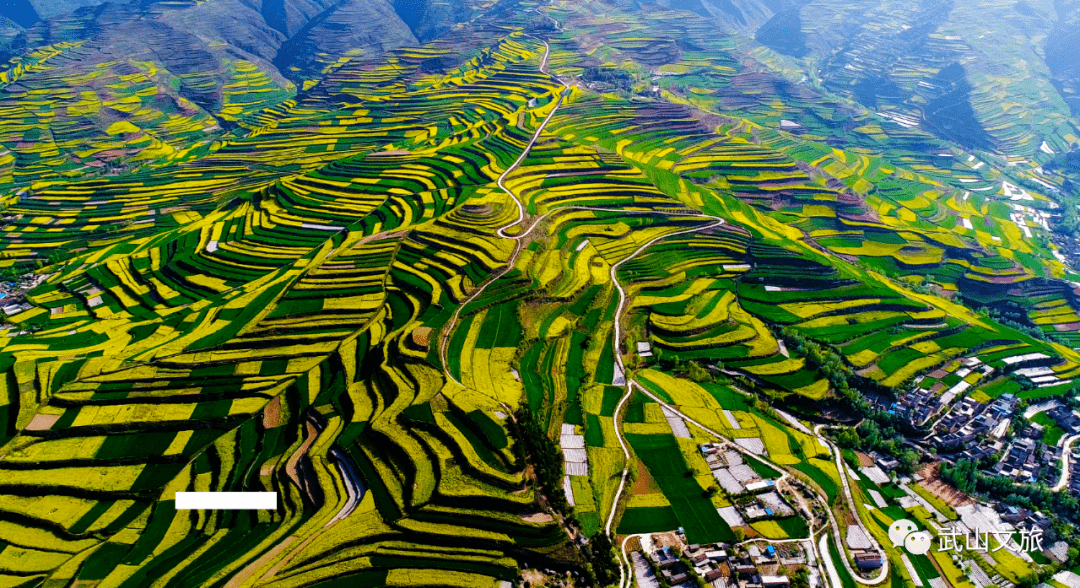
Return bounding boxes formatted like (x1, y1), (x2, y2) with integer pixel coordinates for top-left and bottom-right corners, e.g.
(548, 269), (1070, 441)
(1, 1), (1080, 587)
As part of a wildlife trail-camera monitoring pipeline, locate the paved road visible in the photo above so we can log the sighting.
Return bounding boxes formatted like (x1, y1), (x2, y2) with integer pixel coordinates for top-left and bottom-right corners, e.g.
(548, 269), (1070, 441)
(1052, 434), (1080, 492)
(820, 533), (844, 588)
(607, 394), (892, 588)
(611, 380), (794, 588)
(602, 301), (891, 588)
(427, 11), (881, 588)
(814, 424), (889, 585)
(609, 389), (860, 588)
(602, 217), (723, 588)
(620, 534), (653, 588)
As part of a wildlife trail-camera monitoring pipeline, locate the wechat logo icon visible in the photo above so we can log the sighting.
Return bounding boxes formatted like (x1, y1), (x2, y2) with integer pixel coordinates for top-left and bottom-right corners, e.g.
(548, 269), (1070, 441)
(889, 519), (932, 555)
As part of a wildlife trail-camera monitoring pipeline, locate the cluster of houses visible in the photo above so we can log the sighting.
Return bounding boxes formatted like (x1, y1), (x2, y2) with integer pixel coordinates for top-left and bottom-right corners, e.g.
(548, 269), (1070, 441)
(699, 443), (795, 524)
(992, 436), (1060, 484)
(896, 359), (999, 425)
(1047, 405), (1080, 435)
(982, 504), (1080, 563)
(1063, 443), (1080, 495)
(914, 392), (1080, 484)
(905, 378), (1080, 490)
(987, 403), (1080, 485)
(893, 387), (945, 427)
(0, 272), (47, 320)
(927, 394), (1017, 458)
(641, 538), (804, 588)
(990, 502), (1054, 530)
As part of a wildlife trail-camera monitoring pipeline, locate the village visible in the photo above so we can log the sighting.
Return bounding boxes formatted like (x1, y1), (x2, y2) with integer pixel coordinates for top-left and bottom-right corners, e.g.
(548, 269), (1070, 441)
(622, 441), (882, 588)
(876, 346), (1080, 495)
(628, 531), (811, 588)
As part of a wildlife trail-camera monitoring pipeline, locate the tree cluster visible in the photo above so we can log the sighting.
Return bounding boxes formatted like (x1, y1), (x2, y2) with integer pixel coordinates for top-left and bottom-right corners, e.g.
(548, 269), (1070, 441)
(585, 532), (621, 587)
(975, 301), (1072, 348)
(508, 406), (570, 514)
(941, 458), (1080, 525)
(581, 67), (634, 92)
(832, 418), (919, 474)
(780, 327), (869, 412)
(791, 568), (810, 588)
(650, 346), (725, 385)
(646, 555), (671, 588)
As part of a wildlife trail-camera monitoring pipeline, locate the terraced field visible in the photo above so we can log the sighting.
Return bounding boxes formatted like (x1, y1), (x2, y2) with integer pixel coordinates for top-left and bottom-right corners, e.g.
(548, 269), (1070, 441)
(1, 0), (1080, 586)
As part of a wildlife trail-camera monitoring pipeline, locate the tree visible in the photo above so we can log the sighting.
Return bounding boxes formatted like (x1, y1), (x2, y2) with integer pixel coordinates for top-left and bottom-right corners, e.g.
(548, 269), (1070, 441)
(588, 532), (621, 587)
(508, 406), (570, 513)
(898, 449), (919, 474)
(941, 458), (978, 494)
(792, 568), (810, 588)
(686, 361), (712, 383)
(835, 428), (860, 449)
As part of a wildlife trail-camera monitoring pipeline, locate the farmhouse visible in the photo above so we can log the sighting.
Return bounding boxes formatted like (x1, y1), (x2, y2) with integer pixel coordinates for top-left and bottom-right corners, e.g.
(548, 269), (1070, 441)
(761, 575), (790, 588)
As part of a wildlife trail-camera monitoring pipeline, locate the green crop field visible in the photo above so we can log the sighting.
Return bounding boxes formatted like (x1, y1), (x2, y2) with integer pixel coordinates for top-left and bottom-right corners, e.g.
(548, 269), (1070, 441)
(0, 0), (1077, 585)
(617, 506), (682, 535)
(626, 433), (734, 543)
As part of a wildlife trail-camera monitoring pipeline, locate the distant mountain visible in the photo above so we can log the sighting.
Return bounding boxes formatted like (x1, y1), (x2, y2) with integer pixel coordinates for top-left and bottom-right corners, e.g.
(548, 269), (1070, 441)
(274, 0), (418, 76)
(6, 0), (480, 47)
(0, 15), (23, 62)
(0, 0), (484, 185)
(3, 0), (480, 80)
(698, 0), (805, 30)
(1046, 0), (1080, 117)
(633, 0), (1077, 156)
(0, 13), (22, 36)
(390, 0), (475, 41)
(24, 0), (101, 20)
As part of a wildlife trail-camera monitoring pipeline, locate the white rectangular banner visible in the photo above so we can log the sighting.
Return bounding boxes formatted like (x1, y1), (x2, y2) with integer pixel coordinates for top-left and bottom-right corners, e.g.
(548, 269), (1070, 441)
(175, 492), (278, 510)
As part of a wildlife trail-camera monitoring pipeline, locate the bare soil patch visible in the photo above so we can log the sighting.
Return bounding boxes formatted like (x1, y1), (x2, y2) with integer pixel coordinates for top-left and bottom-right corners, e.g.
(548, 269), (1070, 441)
(262, 396), (281, 429)
(654, 531), (682, 549)
(632, 458), (663, 495)
(412, 326), (432, 347)
(918, 463), (975, 508)
(25, 413), (59, 431)
(855, 451), (874, 467)
(522, 512), (555, 523)
(522, 570), (549, 586)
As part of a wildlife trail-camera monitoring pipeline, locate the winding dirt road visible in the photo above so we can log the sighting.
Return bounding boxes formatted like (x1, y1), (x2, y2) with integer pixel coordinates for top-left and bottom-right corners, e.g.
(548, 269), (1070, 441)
(604, 218), (726, 534)
(438, 30), (568, 387)
(430, 13), (888, 588)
